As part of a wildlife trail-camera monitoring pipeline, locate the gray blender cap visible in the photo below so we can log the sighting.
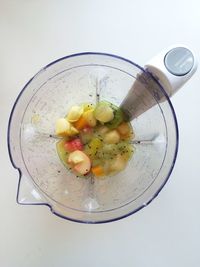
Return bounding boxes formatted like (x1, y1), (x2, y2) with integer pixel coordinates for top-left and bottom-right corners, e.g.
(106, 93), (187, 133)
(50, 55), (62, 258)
(164, 47), (194, 76)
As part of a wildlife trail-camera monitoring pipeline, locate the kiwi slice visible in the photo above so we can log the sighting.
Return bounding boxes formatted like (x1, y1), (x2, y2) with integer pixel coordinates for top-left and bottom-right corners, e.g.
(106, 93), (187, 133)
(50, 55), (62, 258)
(105, 103), (124, 129)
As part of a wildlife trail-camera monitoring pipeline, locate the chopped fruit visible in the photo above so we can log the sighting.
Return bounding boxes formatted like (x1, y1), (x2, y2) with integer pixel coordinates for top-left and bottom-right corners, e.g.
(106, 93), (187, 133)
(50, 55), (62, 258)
(97, 126), (109, 135)
(80, 127), (93, 144)
(110, 154), (126, 172)
(105, 104), (124, 129)
(91, 158), (102, 167)
(102, 144), (117, 154)
(85, 137), (103, 158)
(74, 116), (88, 130)
(55, 118), (79, 137)
(68, 125), (79, 136)
(82, 126), (93, 134)
(67, 105), (84, 122)
(82, 103), (95, 111)
(64, 138), (83, 152)
(68, 150), (85, 164)
(90, 137), (103, 150)
(55, 118), (71, 136)
(56, 101), (134, 178)
(82, 109), (97, 127)
(68, 150), (91, 175)
(104, 130), (120, 144)
(117, 122), (131, 137)
(117, 142), (133, 160)
(94, 101), (114, 123)
(96, 144), (117, 160)
(91, 166), (105, 176)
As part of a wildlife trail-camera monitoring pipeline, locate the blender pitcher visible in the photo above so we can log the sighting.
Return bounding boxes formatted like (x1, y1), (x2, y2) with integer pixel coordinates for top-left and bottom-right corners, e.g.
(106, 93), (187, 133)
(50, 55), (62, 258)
(7, 45), (197, 223)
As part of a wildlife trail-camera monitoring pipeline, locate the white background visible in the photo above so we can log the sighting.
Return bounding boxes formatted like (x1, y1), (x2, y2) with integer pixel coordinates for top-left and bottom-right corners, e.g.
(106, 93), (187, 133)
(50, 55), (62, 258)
(0, 1), (200, 266)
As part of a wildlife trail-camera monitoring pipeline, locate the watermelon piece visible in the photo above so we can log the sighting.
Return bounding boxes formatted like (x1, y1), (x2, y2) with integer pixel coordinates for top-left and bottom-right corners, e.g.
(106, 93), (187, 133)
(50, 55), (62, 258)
(64, 138), (83, 152)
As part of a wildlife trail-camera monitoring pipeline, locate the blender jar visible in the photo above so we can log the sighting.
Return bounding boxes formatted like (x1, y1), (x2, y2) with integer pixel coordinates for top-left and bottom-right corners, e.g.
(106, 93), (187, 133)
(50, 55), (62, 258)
(7, 47), (197, 223)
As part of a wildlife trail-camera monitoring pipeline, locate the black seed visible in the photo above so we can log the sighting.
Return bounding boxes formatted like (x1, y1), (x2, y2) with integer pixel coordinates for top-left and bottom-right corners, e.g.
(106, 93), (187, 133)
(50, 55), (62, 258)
(58, 170), (61, 173)
(49, 134), (52, 138)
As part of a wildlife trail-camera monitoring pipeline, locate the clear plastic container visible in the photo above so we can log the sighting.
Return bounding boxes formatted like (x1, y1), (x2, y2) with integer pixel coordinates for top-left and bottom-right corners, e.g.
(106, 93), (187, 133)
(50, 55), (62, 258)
(8, 52), (179, 223)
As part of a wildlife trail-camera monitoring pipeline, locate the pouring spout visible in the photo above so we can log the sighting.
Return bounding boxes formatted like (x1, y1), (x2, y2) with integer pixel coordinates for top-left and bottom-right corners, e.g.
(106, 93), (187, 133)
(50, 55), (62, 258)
(16, 173), (46, 206)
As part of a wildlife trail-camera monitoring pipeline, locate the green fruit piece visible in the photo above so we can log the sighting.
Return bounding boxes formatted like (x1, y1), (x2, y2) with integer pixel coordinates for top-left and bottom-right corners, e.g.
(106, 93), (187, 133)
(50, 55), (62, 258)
(97, 144), (118, 160)
(94, 101), (114, 123)
(92, 158), (103, 167)
(84, 137), (103, 159)
(79, 132), (93, 144)
(105, 104), (124, 129)
(96, 125), (109, 135)
(116, 142), (134, 161)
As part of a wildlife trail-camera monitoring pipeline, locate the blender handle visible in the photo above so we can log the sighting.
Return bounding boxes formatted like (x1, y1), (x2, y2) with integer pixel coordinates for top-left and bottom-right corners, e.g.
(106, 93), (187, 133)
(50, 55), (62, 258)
(120, 45), (198, 121)
(144, 45), (198, 97)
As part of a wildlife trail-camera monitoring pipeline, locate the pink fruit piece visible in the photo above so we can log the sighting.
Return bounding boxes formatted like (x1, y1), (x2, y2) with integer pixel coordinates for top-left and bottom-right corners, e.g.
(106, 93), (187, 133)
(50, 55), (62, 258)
(68, 150), (91, 175)
(64, 138), (83, 152)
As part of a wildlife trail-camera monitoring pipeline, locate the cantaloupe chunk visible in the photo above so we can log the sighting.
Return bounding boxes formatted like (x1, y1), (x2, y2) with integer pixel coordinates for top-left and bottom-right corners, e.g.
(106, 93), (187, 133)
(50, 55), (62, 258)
(91, 165), (105, 176)
(117, 122), (130, 136)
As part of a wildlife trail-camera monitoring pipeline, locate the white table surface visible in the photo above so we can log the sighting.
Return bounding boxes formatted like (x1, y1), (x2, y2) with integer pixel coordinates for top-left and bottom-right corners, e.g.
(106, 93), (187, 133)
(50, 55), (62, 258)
(1, 1), (200, 266)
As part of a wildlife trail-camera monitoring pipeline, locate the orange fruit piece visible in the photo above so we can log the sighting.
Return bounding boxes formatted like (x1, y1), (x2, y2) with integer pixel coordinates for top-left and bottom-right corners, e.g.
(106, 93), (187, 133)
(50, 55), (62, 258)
(74, 116), (88, 130)
(91, 165), (105, 176)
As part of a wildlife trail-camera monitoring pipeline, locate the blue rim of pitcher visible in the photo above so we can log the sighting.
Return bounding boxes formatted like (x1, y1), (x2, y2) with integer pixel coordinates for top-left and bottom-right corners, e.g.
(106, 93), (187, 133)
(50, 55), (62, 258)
(7, 52), (179, 224)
